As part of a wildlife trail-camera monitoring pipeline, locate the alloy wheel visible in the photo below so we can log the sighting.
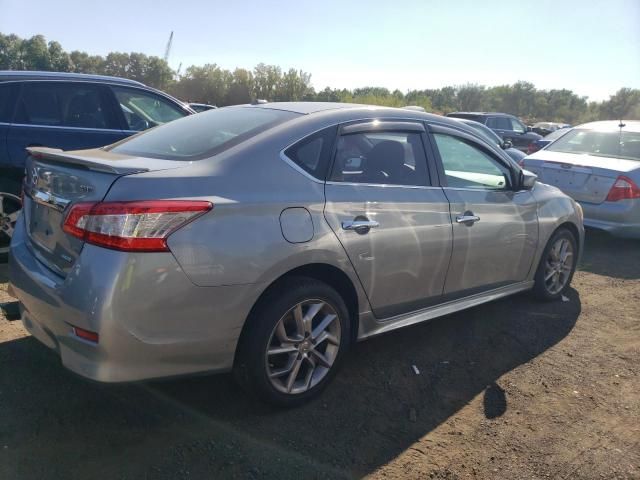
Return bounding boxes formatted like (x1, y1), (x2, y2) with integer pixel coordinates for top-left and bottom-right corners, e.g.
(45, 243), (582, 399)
(0, 192), (21, 255)
(543, 237), (574, 295)
(265, 299), (341, 395)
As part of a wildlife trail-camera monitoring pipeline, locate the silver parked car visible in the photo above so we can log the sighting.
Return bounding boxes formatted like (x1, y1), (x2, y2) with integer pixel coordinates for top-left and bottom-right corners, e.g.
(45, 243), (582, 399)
(9, 103), (584, 406)
(523, 120), (640, 238)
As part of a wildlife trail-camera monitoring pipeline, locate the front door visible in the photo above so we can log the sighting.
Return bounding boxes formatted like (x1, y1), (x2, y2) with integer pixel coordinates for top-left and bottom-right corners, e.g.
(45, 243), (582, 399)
(324, 121), (452, 318)
(429, 126), (539, 296)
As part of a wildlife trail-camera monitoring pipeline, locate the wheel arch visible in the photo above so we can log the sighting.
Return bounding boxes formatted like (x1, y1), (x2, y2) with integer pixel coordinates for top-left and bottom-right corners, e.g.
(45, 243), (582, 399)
(234, 263), (361, 367)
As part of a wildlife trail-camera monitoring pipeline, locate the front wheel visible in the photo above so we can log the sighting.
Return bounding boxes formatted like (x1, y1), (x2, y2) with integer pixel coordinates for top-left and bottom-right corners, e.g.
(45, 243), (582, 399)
(234, 277), (350, 407)
(532, 228), (578, 301)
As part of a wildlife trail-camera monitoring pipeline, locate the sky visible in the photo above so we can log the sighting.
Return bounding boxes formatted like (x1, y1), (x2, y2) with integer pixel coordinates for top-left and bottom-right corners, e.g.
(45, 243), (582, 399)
(1, 0), (639, 101)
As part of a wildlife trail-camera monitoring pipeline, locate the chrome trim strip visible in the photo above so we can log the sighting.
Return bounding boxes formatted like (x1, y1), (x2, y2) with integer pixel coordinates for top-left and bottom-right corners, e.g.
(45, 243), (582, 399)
(358, 281), (535, 340)
(8, 123), (124, 133)
(28, 189), (70, 212)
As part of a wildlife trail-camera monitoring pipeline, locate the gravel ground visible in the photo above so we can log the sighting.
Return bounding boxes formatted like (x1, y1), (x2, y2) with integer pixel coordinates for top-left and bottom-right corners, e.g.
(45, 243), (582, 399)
(0, 229), (638, 479)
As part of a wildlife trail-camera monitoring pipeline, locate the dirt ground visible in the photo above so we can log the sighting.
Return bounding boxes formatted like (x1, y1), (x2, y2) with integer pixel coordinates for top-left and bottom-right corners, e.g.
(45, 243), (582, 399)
(0, 229), (638, 480)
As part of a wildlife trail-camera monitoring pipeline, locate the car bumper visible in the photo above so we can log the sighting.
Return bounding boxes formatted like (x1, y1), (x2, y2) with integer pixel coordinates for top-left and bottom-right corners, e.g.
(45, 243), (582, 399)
(580, 199), (640, 239)
(8, 216), (264, 382)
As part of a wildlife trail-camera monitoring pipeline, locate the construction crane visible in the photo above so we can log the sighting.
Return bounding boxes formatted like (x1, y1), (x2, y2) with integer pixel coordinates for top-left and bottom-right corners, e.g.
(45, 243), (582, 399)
(164, 31), (174, 62)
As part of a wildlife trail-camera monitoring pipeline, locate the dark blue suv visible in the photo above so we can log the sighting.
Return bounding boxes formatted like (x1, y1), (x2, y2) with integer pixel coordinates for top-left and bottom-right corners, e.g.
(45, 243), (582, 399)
(0, 71), (193, 256)
(446, 112), (542, 152)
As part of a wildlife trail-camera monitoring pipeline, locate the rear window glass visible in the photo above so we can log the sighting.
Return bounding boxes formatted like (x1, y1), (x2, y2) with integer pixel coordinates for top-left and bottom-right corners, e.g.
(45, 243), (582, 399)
(546, 129), (640, 161)
(109, 107), (299, 160)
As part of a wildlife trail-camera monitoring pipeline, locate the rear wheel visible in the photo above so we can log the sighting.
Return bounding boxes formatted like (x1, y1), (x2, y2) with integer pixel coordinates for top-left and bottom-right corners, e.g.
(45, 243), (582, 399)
(533, 227), (577, 301)
(234, 277), (350, 407)
(0, 178), (22, 262)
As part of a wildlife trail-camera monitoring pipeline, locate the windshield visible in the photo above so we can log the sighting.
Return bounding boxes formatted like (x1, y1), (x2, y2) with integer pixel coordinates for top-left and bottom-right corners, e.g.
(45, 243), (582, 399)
(109, 107), (299, 160)
(546, 128), (640, 161)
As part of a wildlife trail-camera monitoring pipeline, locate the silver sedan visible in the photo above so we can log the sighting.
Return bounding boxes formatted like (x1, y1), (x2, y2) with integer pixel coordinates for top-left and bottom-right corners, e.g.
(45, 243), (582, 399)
(523, 120), (640, 238)
(9, 103), (583, 406)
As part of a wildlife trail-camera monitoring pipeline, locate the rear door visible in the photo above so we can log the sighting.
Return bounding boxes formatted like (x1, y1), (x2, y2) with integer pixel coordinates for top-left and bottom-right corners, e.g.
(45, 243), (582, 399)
(324, 120), (452, 318)
(6, 81), (127, 167)
(429, 125), (538, 296)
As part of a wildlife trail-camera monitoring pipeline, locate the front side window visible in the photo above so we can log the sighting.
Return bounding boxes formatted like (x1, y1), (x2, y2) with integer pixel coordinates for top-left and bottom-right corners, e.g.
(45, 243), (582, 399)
(109, 106), (298, 160)
(433, 133), (511, 190)
(546, 129), (640, 161)
(284, 126), (337, 179)
(112, 86), (187, 131)
(510, 117), (526, 133)
(15, 82), (112, 129)
(486, 117), (511, 130)
(329, 131), (429, 186)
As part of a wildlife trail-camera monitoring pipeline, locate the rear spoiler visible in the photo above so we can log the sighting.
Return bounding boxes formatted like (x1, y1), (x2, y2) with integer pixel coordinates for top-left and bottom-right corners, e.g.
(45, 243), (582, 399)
(26, 147), (149, 175)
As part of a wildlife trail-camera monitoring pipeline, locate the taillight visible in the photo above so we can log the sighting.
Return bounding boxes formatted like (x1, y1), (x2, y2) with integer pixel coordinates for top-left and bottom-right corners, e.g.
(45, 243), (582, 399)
(527, 143), (538, 155)
(605, 176), (640, 202)
(518, 158), (525, 167)
(63, 200), (212, 252)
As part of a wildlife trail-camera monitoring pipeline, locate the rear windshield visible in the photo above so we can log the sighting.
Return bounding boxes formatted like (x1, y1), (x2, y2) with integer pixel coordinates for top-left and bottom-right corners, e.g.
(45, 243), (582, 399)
(108, 107), (299, 160)
(546, 128), (640, 161)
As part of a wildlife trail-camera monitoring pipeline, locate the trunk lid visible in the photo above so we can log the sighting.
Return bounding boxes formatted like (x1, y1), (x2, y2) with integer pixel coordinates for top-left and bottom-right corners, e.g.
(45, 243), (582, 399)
(523, 150), (637, 204)
(23, 147), (188, 276)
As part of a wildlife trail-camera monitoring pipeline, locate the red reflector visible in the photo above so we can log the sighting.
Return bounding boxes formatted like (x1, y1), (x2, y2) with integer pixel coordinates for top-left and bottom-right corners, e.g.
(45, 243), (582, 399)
(73, 326), (99, 343)
(605, 176), (640, 202)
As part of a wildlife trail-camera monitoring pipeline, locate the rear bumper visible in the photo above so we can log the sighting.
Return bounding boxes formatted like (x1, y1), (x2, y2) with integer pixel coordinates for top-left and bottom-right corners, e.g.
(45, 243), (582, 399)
(9, 216), (264, 382)
(580, 199), (640, 239)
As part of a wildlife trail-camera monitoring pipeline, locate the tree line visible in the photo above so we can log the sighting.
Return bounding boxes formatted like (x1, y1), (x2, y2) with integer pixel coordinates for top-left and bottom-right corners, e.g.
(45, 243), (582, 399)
(1, 33), (639, 124)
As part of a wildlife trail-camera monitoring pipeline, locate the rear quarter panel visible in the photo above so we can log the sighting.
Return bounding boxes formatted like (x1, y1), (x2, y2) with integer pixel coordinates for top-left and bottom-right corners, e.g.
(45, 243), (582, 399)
(104, 122), (372, 315)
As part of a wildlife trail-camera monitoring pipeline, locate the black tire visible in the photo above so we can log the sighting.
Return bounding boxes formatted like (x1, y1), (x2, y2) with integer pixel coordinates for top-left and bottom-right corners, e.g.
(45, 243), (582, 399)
(532, 227), (578, 301)
(234, 277), (351, 407)
(0, 177), (22, 263)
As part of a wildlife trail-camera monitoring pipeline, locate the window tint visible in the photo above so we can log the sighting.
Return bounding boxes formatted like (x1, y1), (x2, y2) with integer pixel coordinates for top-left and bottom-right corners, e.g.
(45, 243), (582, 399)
(546, 129), (640, 161)
(284, 126), (337, 179)
(112, 86), (187, 131)
(15, 82), (112, 129)
(109, 106), (298, 160)
(486, 117), (511, 130)
(433, 133), (511, 189)
(330, 131), (429, 186)
(0, 83), (18, 123)
(510, 117), (525, 133)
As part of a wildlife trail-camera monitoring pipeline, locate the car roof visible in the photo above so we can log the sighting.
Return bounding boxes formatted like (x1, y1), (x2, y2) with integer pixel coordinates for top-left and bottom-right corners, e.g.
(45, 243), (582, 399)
(0, 70), (145, 87)
(244, 102), (471, 126)
(576, 120), (640, 133)
(448, 111), (513, 117)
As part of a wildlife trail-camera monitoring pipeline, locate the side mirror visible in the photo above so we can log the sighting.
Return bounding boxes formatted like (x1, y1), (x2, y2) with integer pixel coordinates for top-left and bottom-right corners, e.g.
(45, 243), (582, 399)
(501, 140), (513, 149)
(519, 169), (538, 190)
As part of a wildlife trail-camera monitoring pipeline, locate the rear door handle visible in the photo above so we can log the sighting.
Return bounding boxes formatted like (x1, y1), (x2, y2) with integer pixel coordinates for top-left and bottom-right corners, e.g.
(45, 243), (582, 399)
(456, 213), (480, 225)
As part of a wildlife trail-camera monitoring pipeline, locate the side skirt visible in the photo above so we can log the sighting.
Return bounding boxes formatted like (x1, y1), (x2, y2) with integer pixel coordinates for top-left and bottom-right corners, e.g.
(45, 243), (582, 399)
(357, 281), (534, 340)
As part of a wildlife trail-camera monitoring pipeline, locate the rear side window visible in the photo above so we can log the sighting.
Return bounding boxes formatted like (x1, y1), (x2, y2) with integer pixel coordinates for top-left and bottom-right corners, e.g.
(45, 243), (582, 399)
(284, 126), (337, 179)
(112, 86), (187, 131)
(0, 83), (18, 122)
(486, 117), (511, 130)
(15, 82), (114, 129)
(109, 107), (299, 160)
(329, 131), (430, 186)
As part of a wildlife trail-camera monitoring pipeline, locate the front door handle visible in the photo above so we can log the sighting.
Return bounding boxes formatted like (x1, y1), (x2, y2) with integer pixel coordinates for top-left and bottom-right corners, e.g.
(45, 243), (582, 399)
(342, 219), (379, 234)
(456, 213), (480, 225)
